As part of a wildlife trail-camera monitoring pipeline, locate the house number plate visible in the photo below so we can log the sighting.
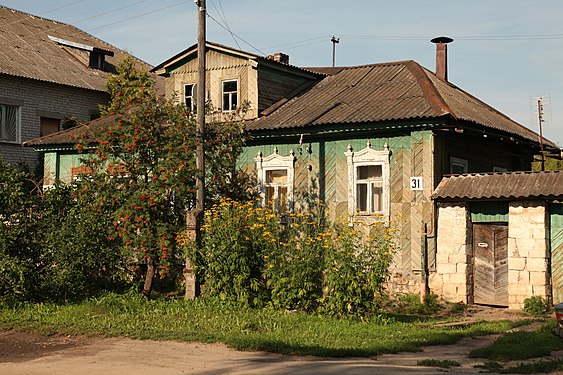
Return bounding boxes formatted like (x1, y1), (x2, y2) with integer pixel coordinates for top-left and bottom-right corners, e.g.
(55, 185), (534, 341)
(410, 177), (423, 191)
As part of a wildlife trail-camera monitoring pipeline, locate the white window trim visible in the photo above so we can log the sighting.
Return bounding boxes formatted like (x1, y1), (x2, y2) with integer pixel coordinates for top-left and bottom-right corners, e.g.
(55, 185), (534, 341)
(222, 79), (238, 113)
(345, 142), (390, 223)
(0, 103), (21, 144)
(183, 83), (196, 112)
(450, 157), (468, 174)
(255, 148), (295, 212)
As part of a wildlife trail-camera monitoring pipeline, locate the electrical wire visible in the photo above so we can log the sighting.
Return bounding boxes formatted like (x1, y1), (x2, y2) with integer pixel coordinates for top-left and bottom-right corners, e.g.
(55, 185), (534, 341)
(40, 0), (90, 16)
(208, 0), (241, 50)
(207, 12), (266, 55)
(87, 1), (190, 31)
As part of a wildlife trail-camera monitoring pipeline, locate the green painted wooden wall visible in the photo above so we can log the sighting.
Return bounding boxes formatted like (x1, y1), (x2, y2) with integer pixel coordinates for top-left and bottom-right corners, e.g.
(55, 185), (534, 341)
(240, 130), (436, 273)
(551, 203), (563, 303)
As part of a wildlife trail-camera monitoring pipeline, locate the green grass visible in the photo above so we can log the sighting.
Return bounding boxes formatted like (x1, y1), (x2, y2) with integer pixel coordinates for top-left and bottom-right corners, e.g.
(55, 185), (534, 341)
(0, 292), (524, 357)
(469, 328), (563, 361)
(417, 359), (461, 368)
(475, 359), (563, 374)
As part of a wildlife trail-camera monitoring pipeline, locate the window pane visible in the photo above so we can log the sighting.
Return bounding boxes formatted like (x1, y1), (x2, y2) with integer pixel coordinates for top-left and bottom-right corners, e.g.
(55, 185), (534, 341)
(371, 185), (383, 212)
(231, 93), (238, 109)
(1, 105), (18, 142)
(40, 117), (60, 137)
(356, 183), (367, 212)
(357, 165), (382, 180)
(279, 186), (288, 212)
(266, 169), (287, 183)
(223, 93), (229, 112)
(266, 186), (275, 207)
(223, 80), (237, 92)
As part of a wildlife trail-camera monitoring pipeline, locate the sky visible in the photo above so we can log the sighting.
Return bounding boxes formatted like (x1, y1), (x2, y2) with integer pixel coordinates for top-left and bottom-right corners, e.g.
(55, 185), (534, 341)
(3, 0), (563, 147)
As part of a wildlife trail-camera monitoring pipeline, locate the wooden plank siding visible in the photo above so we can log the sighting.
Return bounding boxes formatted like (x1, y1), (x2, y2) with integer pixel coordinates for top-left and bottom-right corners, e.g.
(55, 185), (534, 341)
(257, 67), (316, 114)
(239, 130), (436, 277)
(551, 203), (563, 303)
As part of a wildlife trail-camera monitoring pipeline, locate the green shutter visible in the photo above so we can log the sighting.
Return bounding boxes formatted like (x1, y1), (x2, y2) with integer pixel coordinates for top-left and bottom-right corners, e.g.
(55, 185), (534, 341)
(471, 202), (508, 223)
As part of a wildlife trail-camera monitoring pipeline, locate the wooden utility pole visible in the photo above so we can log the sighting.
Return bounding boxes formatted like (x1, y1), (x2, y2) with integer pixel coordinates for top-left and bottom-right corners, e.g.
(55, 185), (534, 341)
(196, 0), (206, 212)
(185, 0), (206, 299)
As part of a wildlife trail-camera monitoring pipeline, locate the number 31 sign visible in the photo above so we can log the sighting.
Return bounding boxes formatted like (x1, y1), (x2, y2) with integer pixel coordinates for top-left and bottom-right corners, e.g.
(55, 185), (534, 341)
(410, 177), (423, 191)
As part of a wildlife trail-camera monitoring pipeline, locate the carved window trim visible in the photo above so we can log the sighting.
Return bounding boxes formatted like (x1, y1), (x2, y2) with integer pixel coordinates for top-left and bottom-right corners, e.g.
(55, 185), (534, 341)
(255, 148), (295, 212)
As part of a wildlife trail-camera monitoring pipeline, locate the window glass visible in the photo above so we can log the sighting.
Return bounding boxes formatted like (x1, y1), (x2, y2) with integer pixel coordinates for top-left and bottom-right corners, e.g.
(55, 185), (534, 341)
(0, 104), (19, 142)
(357, 165), (382, 180)
(222, 80), (238, 112)
(184, 84), (196, 113)
(266, 169), (287, 184)
(40, 117), (60, 137)
(356, 183), (368, 212)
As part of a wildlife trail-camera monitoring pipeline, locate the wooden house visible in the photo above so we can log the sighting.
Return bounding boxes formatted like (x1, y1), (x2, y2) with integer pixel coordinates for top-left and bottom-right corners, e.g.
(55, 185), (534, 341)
(0, 5), (151, 170)
(26, 39), (560, 302)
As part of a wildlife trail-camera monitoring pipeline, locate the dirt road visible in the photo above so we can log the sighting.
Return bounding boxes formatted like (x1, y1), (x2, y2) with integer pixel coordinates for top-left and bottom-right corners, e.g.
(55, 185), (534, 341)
(1, 327), (559, 375)
(1, 308), (560, 375)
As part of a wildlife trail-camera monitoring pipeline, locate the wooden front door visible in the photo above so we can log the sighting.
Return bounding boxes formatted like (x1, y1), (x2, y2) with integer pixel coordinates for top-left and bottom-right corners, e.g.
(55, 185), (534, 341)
(473, 224), (509, 306)
(551, 204), (563, 303)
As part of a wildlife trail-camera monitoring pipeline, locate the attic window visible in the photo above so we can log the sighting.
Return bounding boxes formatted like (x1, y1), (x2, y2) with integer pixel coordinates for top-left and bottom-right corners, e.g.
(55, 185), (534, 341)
(48, 35), (114, 71)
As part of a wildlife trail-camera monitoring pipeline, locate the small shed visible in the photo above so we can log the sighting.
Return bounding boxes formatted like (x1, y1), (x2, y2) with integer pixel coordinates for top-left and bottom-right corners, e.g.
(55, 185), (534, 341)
(430, 171), (563, 308)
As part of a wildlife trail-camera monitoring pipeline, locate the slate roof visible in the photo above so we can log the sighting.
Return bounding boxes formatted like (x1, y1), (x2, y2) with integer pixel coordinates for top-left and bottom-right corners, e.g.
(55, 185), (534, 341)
(24, 114), (118, 149)
(248, 60), (557, 148)
(0, 6), (151, 91)
(432, 171), (563, 200)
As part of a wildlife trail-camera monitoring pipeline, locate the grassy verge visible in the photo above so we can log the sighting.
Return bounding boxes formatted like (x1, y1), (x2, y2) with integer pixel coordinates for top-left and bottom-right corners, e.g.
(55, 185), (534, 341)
(0, 292), (523, 357)
(469, 325), (563, 361)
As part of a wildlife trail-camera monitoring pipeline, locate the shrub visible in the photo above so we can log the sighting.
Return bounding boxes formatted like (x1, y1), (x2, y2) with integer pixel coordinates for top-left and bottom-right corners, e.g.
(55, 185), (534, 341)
(523, 296), (549, 316)
(321, 220), (396, 317)
(184, 199), (398, 316)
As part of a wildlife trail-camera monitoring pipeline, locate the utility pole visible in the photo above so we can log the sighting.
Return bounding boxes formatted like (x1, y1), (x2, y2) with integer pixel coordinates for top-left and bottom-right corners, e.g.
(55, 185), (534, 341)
(185, 0), (206, 299)
(196, 0), (206, 212)
(331, 35), (339, 67)
(537, 97), (545, 171)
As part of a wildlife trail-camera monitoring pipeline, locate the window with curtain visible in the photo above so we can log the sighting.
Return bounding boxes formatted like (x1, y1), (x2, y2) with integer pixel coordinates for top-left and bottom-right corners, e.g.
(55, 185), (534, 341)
(0, 104), (19, 142)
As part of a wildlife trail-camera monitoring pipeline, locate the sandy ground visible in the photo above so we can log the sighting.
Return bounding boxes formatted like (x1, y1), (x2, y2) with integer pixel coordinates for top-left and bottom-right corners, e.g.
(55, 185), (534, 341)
(1, 307), (562, 375)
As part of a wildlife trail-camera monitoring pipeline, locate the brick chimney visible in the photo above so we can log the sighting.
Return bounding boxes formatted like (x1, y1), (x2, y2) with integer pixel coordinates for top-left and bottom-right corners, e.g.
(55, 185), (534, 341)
(431, 36), (453, 81)
(266, 52), (289, 65)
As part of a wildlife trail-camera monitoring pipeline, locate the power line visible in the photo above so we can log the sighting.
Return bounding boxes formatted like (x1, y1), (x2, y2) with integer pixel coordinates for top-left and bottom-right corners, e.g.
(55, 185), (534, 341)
(40, 0), (90, 16)
(87, 1), (190, 32)
(206, 12), (266, 55)
(340, 33), (563, 41)
(208, 0), (241, 50)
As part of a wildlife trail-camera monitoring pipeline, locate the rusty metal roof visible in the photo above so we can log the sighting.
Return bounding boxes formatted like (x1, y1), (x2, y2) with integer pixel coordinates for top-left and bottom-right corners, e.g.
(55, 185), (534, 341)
(247, 60), (556, 148)
(0, 6), (151, 91)
(432, 171), (563, 200)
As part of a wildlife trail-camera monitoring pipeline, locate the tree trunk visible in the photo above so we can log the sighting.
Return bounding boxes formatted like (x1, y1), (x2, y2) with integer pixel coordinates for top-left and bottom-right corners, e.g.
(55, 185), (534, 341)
(142, 257), (155, 300)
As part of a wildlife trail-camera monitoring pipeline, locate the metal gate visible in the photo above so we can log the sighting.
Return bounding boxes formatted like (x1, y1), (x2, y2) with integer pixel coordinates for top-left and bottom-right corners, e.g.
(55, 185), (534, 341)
(551, 203), (563, 303)
(473, 224), (509, 306)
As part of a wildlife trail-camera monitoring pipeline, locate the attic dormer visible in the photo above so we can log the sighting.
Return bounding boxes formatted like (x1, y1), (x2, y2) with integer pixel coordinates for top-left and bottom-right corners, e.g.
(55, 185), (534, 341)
(48, 35), (114, 71)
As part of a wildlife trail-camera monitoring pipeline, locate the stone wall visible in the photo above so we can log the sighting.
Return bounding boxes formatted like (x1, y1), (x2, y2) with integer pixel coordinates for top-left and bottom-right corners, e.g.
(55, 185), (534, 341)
(429, 202), (472, 303)
(508, 201), (548, 308)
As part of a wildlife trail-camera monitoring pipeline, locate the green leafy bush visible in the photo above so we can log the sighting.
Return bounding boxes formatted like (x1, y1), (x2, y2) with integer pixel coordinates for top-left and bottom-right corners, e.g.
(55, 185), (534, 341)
(523, 296), (549, 316)
(183, 199), (397, 316)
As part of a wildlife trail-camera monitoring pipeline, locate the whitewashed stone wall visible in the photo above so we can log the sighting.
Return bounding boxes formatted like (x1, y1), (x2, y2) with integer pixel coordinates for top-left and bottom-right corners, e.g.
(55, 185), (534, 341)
(429, 202), (471, 303)
(508, 201), (548, 309)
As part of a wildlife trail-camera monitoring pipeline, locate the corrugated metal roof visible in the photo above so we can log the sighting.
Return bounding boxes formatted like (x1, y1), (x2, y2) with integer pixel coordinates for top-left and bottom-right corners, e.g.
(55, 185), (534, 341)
(247, 60), (557, 148)
(0, 6), (151, 91)
(432, 171), (563, 200)
(24, 114), (117, 148)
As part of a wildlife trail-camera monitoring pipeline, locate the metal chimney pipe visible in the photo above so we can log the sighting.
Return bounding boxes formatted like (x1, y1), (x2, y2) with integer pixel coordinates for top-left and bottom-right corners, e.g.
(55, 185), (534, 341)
(431, 36), (453, 81)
